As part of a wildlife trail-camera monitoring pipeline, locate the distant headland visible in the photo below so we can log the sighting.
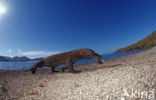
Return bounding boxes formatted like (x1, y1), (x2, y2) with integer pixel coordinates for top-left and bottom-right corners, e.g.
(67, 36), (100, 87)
(0, 56), (43, 62)
(115, 31), (156, 53)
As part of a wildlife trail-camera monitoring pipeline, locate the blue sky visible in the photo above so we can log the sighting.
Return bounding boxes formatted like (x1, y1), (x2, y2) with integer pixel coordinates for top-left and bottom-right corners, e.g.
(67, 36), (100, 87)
(0, 0), (156, 58)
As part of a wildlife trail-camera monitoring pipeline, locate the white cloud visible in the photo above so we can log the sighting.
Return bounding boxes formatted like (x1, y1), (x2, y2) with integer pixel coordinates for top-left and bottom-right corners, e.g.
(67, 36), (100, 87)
(17, 48), (22, 53)
(19, 50), (59, 56)
(7, 49), (12, 53)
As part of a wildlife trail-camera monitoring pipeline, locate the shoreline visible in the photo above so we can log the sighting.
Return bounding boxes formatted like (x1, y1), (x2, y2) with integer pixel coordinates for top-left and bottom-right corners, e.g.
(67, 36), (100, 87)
(0, 48), (146, 71)
(0, 47), (156, 100)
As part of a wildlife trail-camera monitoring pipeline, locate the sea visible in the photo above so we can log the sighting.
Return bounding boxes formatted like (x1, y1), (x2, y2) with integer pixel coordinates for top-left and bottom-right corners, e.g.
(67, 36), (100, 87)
(0, 49), (145, 70)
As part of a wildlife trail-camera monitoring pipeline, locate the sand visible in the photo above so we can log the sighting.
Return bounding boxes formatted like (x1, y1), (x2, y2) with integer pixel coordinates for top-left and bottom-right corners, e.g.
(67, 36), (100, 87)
(0, 47), (156, 100)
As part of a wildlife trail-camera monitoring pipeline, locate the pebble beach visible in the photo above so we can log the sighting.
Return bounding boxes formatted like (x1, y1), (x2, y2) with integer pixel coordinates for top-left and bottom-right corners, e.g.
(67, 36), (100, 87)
(0, 47), (156, 100)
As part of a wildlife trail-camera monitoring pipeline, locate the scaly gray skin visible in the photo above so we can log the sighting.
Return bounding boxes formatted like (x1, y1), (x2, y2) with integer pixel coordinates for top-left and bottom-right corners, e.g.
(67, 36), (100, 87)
(61, 53), (103, 72)
(26, 48), (103, 74)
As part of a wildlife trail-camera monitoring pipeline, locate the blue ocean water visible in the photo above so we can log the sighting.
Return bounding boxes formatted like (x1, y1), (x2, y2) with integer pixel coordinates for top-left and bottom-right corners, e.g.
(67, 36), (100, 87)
(0, 49), (145, 70)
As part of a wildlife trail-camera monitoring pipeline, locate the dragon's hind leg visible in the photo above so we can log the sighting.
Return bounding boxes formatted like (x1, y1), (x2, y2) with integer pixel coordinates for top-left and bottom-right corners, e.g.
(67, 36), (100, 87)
(66, 55), (81, 73)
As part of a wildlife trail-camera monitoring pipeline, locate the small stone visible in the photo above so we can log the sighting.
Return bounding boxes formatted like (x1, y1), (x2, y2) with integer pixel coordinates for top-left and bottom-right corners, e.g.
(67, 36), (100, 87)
(121, 97), (125, 100)
(4, 81), (7, 84)
(131, 66), (134, 70)
(99, 96), (104, 100)
(144, 83), (148, 88)
(0, 85), (7, 93)
(44, 79), (48, 82)
(74, 83), (80, 88)
(39, 84), (44, 87)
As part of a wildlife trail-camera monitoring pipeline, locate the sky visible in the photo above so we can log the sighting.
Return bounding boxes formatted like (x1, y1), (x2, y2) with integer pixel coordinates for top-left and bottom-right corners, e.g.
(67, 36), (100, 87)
(0, 0), (156, 58)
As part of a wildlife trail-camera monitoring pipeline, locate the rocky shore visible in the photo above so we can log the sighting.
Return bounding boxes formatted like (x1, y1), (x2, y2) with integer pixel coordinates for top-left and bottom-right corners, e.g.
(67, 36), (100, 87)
(0, 47), (156, 100)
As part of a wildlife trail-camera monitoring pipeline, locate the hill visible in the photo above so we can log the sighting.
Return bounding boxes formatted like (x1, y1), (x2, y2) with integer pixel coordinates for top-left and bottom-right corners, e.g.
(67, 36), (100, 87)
(115, 31), (156, 53)
(0, 56), (43, 62)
